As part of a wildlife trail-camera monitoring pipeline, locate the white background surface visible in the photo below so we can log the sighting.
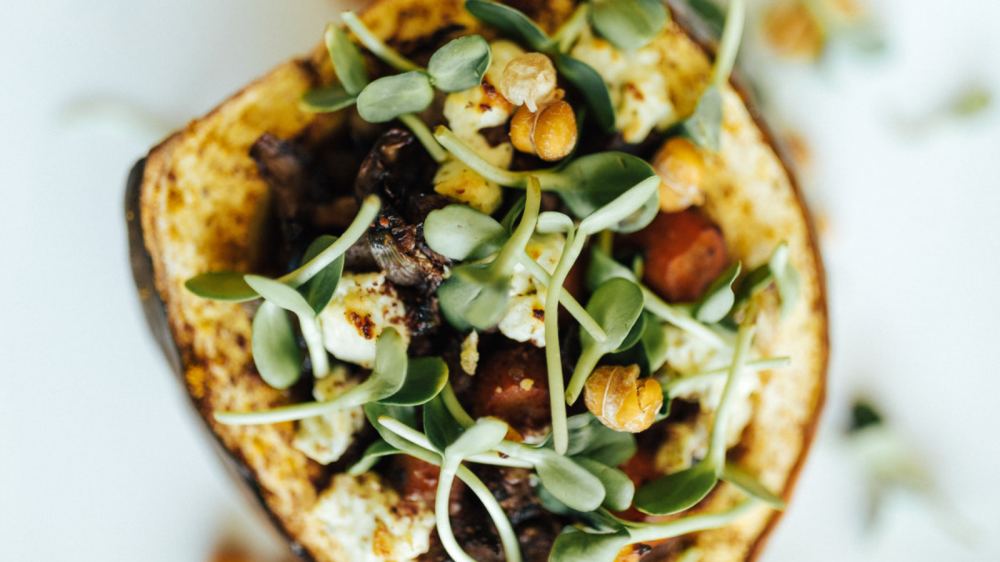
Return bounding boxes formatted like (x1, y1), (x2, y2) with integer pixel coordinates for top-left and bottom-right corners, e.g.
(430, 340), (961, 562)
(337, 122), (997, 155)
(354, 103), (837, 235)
(1, 1), (997, 561)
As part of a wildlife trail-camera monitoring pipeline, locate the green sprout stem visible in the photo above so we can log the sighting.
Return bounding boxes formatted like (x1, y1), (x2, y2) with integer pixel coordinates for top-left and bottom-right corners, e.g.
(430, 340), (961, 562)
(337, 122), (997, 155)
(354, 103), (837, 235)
(708, 319), (756, 469)
(641, 286), (731, 349)
(662, 357), (790, 397)
(341, 12), (422, 73)
(278, 195), (380, 287)
(299, 317), (329, 379)
(493, 178), (542, 274)
(214, 385), (368, 425)
(436, 461), (478, 562)
(544, 231), (589, 455)
(564, 344), (604, 405)
(441, 383), (476, 428)
(518, 252), (607, 343)
(626, 499), (757, 543)
(440, 384), (543, 466)
(435, 126), (527, 186)
(378, 417), (533, 469)
(398, 114), (448, 163)
(710, 0), (746, 87)
(554, 2), (590, 52)
(379, 416), (522, 562)
(598, 230), (614, 255)
(454, 465), (523, 562)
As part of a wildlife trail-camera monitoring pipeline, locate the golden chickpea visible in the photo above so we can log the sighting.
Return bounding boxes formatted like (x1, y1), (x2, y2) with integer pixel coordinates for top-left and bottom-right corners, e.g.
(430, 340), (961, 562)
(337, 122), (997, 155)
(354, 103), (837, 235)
(509, 100), (577, 162)
(500, 53), (557, 112)
(510, 103), (537, 154)
(533, 101), (577, 161)
(762, 0), (825, 61)
(652, 137), (707, 212)
(584, 365), (663, 433)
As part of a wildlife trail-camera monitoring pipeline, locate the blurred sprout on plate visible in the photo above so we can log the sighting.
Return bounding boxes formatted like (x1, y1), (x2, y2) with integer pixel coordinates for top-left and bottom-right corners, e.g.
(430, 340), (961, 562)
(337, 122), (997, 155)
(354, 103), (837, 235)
(845, 398), (979, 546)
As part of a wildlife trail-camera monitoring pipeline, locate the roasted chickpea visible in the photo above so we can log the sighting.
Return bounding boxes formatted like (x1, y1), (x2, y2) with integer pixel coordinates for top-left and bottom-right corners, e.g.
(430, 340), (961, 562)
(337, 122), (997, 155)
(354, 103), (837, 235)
(510, 103), (537, 154)
(509, 100), (577, 162)
(762, 0), (825, 60)
(500, 53), (557, 112)
(533, 101), (577, 161)
(652, 137), (707, 213)
(584, 365), (663, 433)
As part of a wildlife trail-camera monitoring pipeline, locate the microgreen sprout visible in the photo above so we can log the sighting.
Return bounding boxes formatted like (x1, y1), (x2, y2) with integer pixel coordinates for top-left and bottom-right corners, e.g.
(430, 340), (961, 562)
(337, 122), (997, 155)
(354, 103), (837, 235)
(436, 178), (542, 331)
(365, 404), (523, 562)
(436, 419), (512, 562)
(374, 415), (517, 562)
(640, 312), (669, 373)
(439, 386), (618, 512)
(347, 439), (399, 476)
(303, 16), (488, 160)
(588, 0), (669, 50)
(356, 71), (435, 123)
(587, 247), (732, 349)
(565, 278), (645, 405)
(680, 0), (746, 151)
(248, 301), (301, 389)
(341, 11), (421, 73)
(540, 178), (659, 455)
(242, 235), (345, 381)
(278, 195), (380, 286)
(634, 317), (785, 515)
(423, 204), (607, 342)
(213, 328), (447, 425)
(186, 195), (380, 305)
(553, 2), (590, 52)
(299, 24), (369, 113)
(731, 242), (800, 318)
(661, 356), (790, 401)
(325, 23), (369, 95)
(694, 262), (741, 323)
(434, 126), (659, 229)
(244, 275), (330, 380)
(710, 0), (746, 88)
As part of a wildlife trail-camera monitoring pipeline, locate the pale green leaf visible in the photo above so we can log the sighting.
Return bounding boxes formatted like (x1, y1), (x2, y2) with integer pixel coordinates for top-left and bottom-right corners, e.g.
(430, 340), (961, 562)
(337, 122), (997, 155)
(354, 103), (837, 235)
(590, 0), (668, 50)
(427, 35), (492, 93)
(424, 205), (507, 261)
(357, 71), (434, 123)
(185, 272), (258, 302)
(325, 23), (369, 95)
(634, 463), (718, 515)
(250, 301), (301, 389)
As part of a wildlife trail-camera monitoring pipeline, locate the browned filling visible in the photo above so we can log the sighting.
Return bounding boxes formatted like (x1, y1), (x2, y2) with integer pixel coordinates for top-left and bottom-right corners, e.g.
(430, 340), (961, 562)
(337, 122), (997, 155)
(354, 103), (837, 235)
(251, 95), (730, 559)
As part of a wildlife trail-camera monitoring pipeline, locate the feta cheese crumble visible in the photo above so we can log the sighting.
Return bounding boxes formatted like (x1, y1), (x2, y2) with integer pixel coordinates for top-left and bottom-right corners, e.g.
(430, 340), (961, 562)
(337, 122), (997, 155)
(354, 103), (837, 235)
(497, 233), (565, 347)
(318, 272), (410, 368)
(660, 326), (761, 448)
(570, 30), (679, 144)
(293, 363), (365, 465)
(434, 41), (525, 214)
(460, 330), (480, 375)
(312, 473), (435, 562)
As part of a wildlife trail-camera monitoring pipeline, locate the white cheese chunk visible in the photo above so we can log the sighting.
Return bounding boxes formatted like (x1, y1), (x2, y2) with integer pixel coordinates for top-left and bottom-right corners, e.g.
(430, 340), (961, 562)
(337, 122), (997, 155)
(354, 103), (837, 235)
(570, 31), (679, 144)
(434, 40), (525, 214)
(311, 473), (435, 562)
(293, 364), (365, 465)
(318, 272), (410, 368)
(661, 326), (760, 448)
(497, 233), (564, 347)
